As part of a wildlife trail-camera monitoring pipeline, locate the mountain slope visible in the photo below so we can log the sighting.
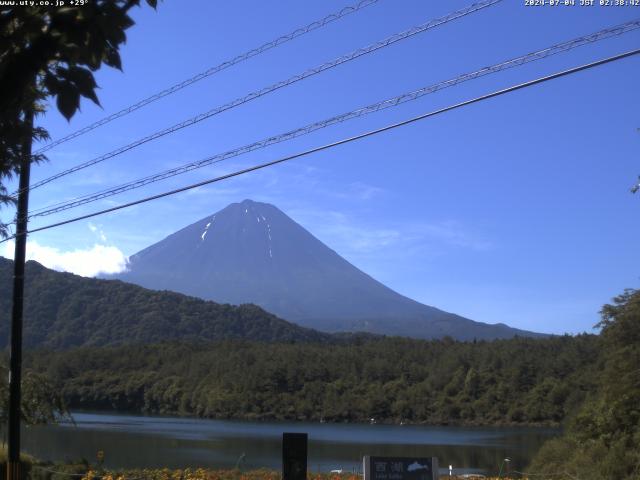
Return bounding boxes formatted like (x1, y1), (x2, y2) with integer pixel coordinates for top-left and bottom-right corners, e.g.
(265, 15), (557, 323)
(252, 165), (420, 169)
(0, 257), (331, 349)
(113, 199), (543, 340)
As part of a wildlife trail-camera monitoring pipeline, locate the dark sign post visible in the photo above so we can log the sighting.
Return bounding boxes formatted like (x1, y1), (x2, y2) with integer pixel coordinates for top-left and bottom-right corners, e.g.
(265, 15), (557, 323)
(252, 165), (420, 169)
(364, 456), (439, 480)
(282, 432), (307, 480)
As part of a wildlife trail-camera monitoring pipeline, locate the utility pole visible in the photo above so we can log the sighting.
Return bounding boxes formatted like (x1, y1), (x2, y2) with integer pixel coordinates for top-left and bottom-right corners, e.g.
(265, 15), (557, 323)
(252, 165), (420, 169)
(7, 106), (34, 480)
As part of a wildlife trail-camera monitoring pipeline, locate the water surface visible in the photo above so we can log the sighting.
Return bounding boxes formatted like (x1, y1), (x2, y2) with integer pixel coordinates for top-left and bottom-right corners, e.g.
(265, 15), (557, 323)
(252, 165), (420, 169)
(23, 412), (559, 475)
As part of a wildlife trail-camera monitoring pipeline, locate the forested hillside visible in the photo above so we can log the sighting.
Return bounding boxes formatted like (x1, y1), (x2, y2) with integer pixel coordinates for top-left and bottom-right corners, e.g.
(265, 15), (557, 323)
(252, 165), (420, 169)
(26, 334), (598, 426)
(0, 258), (331, 348)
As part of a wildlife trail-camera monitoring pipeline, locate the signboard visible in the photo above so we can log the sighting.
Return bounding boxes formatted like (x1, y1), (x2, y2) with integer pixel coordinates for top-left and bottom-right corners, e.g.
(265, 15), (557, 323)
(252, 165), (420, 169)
(282, 432), (307, 480)
(363, 456), (439, 480)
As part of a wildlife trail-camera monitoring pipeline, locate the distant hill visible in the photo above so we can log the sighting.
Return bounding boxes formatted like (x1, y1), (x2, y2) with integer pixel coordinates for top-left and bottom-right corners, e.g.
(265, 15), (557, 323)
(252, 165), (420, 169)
(111, 199), (544, 340)
(0, 257), (331, 349)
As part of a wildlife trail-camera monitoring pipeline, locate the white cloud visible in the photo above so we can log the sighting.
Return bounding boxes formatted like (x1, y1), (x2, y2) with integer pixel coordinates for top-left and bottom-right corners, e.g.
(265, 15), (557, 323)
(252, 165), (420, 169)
(413, 221), (493, 251)
(328, 181), (385, 201)
(312, 216), (402, 254)
(291, 208), (491, 257)
(88, 222), (107, 242)
(2, 240), (127, 277)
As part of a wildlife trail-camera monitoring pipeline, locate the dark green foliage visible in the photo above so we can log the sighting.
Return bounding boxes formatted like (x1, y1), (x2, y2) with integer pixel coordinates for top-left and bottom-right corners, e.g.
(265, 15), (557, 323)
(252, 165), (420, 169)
(0, 258), (331, 348)
(0, 1), (157, 236)
(0, 0), (157, 116)
(0, 363), (69, 427)
(25, 334), (598, 426)
(529, 289), (640, 479)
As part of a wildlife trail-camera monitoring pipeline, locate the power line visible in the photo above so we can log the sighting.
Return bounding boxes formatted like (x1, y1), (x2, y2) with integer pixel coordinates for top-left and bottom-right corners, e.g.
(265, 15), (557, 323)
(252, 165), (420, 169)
(24, 19), (640, 220)
(3, 47), (637, 244)
(24, 0), (501, 194)
(32, 0), (382, 155)
(17, 0), (502, 197)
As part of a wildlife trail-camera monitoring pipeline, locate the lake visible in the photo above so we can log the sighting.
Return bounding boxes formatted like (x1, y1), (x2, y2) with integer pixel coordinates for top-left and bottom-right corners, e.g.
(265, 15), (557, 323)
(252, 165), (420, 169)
(23, 412), (559, 476)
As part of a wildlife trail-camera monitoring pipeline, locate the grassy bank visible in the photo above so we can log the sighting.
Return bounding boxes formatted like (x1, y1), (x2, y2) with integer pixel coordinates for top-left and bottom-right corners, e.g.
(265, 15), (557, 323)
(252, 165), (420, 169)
(0, 450), (532, 480)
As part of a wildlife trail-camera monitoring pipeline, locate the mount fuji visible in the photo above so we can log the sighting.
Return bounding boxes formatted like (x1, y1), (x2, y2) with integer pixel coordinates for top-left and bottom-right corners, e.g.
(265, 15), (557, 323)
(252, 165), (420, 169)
(111, 199), (542, 340)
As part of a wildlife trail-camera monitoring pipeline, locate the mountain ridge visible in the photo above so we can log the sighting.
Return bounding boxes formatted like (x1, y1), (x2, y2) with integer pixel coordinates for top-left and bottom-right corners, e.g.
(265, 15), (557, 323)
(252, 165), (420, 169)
(0, 257), (334, 349)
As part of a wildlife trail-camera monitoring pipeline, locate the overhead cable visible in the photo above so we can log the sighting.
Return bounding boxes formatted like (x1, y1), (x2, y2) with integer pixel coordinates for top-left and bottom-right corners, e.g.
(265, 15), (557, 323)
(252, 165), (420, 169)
(18, 0), (502, 196)
(33, 0), (382, 155)
(25, 19), (640, 219)
(3, 47), (637, 243)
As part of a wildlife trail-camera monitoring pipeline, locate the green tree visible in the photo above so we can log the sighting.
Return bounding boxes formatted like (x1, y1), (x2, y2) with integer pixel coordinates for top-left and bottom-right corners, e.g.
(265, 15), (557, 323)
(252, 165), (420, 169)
(0, 0), (158, 237)
(0, 365), (69, 447)
(529, 289), (640, 480)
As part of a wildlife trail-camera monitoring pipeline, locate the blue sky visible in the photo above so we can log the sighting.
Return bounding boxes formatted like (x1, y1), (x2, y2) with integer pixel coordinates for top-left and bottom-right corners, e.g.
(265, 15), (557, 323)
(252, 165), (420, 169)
(2, 0), (639, 334)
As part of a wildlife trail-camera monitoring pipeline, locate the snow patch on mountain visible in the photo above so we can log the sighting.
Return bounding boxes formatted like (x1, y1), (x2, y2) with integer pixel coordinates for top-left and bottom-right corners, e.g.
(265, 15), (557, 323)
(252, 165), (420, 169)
(200, 216), (215, 242)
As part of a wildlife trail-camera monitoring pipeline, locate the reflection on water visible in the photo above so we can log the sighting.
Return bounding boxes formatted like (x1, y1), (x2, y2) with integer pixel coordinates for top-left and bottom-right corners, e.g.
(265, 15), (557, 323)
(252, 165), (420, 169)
(22, 412), (559, 475)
